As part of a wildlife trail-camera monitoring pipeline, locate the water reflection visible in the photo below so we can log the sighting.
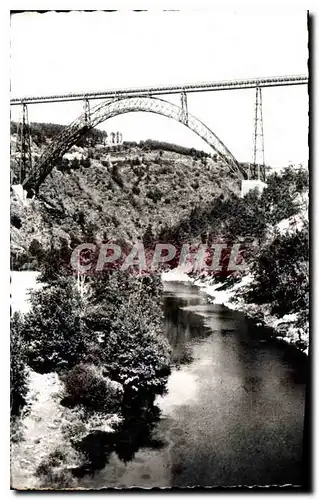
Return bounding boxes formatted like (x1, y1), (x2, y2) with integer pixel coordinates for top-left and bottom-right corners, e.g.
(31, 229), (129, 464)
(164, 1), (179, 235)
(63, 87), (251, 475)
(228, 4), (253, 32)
(163, 289), (210, 367)
(72, 405), (164, 478)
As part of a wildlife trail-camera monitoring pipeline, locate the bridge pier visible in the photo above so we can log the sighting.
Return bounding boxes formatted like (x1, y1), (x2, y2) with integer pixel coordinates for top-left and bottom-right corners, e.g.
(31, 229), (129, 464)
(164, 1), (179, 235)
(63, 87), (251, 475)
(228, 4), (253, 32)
(83, 98), (91, 125)
(179, 91), (188, 125)
(15, 103), (33, 185)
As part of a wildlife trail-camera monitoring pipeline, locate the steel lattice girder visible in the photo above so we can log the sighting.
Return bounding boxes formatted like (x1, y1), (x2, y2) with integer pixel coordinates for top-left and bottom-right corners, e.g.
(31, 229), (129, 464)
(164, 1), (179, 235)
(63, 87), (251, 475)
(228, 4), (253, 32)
(23, 96), (242, 192)
(11, 74), (308, 105)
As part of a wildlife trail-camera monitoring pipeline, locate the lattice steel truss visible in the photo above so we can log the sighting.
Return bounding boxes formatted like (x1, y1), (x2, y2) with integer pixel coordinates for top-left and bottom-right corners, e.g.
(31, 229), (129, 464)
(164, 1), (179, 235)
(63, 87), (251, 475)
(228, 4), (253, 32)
(252, 87), (265, 181)
(179, 91), (188, 125)
(16, 103), (32, 184)
(23, 95), (243, 193)
(83, 98), (91, 125)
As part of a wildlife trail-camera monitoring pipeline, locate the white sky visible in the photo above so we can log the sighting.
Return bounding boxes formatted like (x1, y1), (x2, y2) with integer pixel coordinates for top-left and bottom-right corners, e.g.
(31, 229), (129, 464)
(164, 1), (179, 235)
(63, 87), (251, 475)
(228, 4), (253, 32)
(10, 9), (308, 168)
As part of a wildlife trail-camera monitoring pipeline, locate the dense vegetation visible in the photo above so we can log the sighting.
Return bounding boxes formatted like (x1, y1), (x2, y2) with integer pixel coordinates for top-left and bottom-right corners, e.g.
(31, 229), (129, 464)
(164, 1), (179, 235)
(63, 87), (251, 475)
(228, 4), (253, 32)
(11, 266), (171, 417)
(10, 121), (109, 148)
(159, 165), (308, 245)
(245, 226), (309, 317)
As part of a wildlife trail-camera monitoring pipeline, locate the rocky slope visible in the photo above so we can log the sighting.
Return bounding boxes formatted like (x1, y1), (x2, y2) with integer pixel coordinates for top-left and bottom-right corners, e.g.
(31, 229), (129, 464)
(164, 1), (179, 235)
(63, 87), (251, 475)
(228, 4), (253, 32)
(11, 129), (240, 268)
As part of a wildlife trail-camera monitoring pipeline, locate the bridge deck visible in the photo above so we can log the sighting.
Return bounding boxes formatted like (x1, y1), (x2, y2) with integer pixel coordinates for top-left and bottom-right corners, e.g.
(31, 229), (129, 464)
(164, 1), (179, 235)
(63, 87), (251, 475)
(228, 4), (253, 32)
(10, 75), (308, 105)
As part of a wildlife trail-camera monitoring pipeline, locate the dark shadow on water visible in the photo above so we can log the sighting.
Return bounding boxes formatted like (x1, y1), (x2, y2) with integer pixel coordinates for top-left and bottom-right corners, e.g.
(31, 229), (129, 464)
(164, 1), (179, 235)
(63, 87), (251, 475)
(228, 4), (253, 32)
(71, 404), (165, 478)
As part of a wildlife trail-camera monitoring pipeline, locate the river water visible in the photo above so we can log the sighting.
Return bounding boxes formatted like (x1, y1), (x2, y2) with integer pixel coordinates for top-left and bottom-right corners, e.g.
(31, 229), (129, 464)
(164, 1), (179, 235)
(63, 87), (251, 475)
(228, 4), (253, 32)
(77, 280), (307, 489)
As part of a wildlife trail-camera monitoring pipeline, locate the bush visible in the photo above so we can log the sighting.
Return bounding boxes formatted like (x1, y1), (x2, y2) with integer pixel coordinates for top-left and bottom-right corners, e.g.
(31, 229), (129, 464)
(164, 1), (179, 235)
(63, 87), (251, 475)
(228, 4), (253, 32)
(21, 276), (88, 373)
(28, 239), (44, 262)
(146, 187), (163, 203)
(71, 157), (80, 170)
(132, 185), (140, 195)
(245, 225), (309, 316)
(57, 157), (70, 172)
(10, 213), (22, 229)
(62, 363), (123, 412)
(260, 165), (308, 224)
(80, 157), (91, 168)
(111, 164), (124, 188)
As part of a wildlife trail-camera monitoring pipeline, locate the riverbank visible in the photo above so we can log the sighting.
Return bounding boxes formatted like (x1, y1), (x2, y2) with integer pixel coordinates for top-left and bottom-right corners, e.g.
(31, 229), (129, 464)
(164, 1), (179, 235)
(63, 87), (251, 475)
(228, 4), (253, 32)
(11, 368), (122, 489)
(162, 268), (309, 355)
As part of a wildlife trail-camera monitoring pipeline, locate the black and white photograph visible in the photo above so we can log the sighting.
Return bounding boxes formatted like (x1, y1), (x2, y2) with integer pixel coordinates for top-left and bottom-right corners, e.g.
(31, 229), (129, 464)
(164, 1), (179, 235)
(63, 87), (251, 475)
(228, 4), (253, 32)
(9, 8), (310, 490)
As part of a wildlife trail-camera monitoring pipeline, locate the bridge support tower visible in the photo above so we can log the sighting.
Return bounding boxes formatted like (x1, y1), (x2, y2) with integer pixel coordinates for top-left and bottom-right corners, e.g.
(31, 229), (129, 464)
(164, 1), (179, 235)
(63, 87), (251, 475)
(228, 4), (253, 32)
(15, 103), (32, 185)
(83, 97), (91, 126)
(242, 87), (267, 197)
(179, 91), (188, 125)
(250, 86), (266, 181)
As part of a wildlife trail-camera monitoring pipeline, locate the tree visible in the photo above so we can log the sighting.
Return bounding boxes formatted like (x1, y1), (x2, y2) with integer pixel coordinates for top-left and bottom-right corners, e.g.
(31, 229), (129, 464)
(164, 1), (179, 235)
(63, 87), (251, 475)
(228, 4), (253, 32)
(260, 165), (308, 224)
(71, 157), (80, 170)
(85, 271), (171, 404)
(142, 223), (154, 246)
(245, 224), (309, 316)
(21, 276), (89, 373)
(80, 157), (91, 168)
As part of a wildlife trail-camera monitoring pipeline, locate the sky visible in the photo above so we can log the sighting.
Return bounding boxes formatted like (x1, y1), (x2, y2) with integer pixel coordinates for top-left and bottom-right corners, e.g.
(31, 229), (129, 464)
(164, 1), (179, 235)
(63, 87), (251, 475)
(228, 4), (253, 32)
(10, 9), (309, 169)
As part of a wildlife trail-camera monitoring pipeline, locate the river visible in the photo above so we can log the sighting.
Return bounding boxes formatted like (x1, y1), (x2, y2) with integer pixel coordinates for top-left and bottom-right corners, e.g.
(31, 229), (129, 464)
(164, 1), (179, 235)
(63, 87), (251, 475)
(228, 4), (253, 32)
(75, 280), (307, 489)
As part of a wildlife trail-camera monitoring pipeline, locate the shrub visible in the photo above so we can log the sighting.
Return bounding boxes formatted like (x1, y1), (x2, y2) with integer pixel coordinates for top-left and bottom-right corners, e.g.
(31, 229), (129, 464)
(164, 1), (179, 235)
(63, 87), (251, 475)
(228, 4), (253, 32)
(111, 164), (124, 188)
(71, 157), (80, 170)
(21, 276), (88, 373)
(62, 363), (123, 412)
(28, 239), (44, 262)
(146, 187), (163, 203)
(132, 185), (140, 195)
(80, 157), (91, 168)
(36, 462), (76, 489)
(131, 156), (142, 166)
(245, 225), (309, 316)
(11, 213), (22, 229)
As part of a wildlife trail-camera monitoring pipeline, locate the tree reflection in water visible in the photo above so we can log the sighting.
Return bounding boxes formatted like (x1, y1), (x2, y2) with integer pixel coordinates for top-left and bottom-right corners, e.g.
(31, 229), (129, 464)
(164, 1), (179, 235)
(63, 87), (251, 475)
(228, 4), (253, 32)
(71, 404), (164, 478)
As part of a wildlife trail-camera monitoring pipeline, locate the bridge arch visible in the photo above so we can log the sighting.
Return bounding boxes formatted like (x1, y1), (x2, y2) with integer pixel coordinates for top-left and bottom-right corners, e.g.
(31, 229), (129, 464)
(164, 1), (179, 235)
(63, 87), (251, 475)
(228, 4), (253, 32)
(23, 96), (242, 192)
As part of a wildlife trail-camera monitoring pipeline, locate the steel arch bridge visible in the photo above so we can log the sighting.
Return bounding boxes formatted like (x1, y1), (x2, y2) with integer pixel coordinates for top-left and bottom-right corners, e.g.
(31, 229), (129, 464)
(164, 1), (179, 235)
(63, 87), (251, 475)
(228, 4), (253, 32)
(22, 96), (242, 193)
